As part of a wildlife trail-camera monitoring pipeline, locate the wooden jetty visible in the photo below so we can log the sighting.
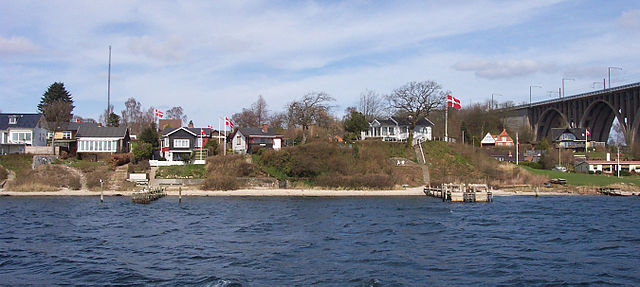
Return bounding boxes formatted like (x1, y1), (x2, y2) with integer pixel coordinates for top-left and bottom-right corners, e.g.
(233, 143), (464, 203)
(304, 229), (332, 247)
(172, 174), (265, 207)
(424, 183), (493, 202)
(131, 187), (166, 204)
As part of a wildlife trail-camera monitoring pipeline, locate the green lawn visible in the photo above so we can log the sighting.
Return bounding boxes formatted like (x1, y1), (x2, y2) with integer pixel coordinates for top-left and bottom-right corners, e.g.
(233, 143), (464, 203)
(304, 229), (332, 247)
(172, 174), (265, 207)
(156, 164), (206, 179)
(521, 166), (640, 187)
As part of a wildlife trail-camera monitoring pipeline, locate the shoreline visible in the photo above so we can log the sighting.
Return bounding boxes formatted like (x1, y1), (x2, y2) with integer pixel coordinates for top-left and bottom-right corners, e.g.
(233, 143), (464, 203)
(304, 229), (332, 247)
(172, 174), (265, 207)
(0, 186), (601, 197)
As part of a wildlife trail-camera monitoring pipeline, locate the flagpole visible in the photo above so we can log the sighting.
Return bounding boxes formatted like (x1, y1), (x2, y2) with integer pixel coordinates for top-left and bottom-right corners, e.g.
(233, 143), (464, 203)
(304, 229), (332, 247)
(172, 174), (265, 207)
(224, 117), (227, 156)
(516, 132), (519, 165)
(218, 118), (221, 145)
(444, 101), (448, 142)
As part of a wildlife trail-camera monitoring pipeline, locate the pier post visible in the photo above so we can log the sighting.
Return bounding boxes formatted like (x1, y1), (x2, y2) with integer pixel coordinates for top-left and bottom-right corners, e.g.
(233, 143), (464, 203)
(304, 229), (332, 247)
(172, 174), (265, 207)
(100, 179), (104, 203)
(179, 186), (182, 203)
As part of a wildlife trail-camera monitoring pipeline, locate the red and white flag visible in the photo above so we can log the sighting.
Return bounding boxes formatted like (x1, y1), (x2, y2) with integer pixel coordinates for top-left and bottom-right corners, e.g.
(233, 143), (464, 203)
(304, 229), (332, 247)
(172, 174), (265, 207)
(586, 129), (591, 136)
(225, 117), (234, 129)
(201, 128), (206, 135)
(447, 94), (461, 109)
(154, 109), (164, 118)
(207, 125), (214, 131)
(75, 118), (81, 123)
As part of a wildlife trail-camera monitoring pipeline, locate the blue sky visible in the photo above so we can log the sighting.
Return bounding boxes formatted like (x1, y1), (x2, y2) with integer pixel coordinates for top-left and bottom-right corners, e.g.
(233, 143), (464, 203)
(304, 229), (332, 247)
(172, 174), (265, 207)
(1, 0), (639, 127)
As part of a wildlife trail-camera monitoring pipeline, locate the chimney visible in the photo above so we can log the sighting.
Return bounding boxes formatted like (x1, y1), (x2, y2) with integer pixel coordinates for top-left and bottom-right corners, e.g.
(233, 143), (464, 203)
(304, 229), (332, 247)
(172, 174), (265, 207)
(606, 153), (610, 161)
(188, 120), (194, 128)
(262, 124), (268, 133)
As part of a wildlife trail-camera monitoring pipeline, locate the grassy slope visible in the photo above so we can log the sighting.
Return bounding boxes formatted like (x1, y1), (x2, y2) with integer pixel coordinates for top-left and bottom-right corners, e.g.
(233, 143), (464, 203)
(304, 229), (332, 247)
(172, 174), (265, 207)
(0, 154), (33, 177)
(521, 166), (640, 187)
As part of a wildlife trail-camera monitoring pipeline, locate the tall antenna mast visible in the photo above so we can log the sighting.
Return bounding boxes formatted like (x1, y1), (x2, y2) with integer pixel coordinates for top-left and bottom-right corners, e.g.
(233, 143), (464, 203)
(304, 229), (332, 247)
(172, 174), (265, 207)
(107, 45), (112, 115)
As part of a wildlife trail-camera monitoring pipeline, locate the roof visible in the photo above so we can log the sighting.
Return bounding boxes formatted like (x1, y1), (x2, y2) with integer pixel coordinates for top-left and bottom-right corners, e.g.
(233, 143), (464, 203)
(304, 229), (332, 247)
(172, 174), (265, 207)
(76, 126), (129, 138)
(237, 127), (282, 137)
(581, 160), (640, 165)
(162, 127), (212, 137)
(0, 113), (42, 130)
(550, 128), (587, 141)
(158, 119), (182, 130)
(43, 121), (99, 131)
(371, 116), (434, 127)
(481, 132), (496, 144)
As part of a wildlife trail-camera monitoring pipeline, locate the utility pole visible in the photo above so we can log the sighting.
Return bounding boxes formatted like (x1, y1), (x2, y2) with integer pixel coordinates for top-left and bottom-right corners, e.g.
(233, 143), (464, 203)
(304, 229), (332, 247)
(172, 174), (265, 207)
(529, 86), (541, 107)
(562, 78), (574, 98)
(608, 67), (622, 89)
(107, 45), (111, 116)
(491, 93), (502, 109)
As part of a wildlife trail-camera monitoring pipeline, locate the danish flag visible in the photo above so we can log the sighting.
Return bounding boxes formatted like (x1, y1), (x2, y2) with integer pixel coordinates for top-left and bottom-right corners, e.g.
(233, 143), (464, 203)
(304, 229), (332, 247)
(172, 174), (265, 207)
(207, 125), (214, 131)
(154, 109), (164, 118)
(75, 118), (81, 123)
(200, 128), (205, 135)
(447, 94), (461, 109)
(225, 117), (234, 129)
(586, 129), (591, 136)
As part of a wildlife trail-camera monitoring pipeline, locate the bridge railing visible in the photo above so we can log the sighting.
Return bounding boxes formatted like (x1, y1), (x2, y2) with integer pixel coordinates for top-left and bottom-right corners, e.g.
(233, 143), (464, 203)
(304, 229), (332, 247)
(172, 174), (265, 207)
(510, 82), (640, 110)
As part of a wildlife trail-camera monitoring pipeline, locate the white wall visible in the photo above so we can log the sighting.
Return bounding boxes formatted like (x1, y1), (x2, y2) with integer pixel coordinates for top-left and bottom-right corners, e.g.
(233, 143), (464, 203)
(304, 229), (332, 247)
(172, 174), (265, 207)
(273, 138), (281, 150)
(232, 133), (247, 154)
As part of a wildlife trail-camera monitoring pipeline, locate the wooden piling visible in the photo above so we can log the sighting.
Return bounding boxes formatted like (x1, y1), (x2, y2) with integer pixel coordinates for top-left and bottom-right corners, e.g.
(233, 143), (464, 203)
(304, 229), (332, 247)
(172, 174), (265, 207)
(179, 187), (182, 203)
(100, 180), (104, 203)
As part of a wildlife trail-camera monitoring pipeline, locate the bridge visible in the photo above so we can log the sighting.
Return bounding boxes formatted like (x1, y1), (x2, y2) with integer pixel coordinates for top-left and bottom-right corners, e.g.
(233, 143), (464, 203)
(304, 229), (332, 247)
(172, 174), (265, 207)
(507, 82), (640, 145)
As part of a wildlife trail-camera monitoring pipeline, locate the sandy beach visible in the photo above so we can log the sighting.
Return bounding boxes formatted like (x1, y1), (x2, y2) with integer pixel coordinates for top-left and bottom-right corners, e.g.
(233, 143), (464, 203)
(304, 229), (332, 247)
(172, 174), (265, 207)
(0, 186), (598, 197)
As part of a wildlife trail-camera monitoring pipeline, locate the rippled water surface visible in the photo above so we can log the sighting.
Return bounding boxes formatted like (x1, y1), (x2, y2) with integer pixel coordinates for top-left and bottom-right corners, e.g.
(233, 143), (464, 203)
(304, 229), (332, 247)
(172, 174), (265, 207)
(1, 195), (639, 286)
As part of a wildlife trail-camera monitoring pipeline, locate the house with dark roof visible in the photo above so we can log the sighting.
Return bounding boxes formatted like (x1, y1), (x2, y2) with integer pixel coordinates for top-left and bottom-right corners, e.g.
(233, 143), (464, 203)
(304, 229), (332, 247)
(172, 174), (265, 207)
(550, 128), (588, 150)
(361, 116), (433, 143)
(0, 113), (47, 154)
(44, 121), (100, 155)
(76, 126), (130, 157)
(160, 126), (213, 162)
(231, 124), (283, 154)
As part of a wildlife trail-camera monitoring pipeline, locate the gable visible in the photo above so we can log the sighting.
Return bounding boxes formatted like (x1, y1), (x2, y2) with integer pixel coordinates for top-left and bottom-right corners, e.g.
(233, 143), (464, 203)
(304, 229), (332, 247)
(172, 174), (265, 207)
(481, 133), (495, 144)
(167, 128), (196, 139)
(163, 127), (197, 137)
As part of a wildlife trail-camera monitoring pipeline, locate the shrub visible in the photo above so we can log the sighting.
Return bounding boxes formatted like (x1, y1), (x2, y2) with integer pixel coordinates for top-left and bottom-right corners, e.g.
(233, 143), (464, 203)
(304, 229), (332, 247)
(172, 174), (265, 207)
(202, 176), (239, 190)
(84, 167), (112, 190)
(316, 173), (394, 189)
(206, 154), (261, 177)
(110, 153), (131, 168)
(133, 142), (153, 162)
(128, 160), (150, 174)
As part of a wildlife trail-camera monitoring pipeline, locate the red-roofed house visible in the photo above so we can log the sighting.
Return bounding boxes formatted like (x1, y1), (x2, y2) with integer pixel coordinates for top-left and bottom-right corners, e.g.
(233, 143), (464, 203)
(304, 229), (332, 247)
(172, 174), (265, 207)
(480, 129), (514, 147)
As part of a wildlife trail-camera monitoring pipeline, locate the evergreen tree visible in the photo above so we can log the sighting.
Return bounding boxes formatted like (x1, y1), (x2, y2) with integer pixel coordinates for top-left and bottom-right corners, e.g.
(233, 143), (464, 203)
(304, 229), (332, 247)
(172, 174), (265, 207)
(38, 82), (74, 114)
(107, 112), (120, 127)
(139, 123), (159, 149)
(343, 111), (369, 135)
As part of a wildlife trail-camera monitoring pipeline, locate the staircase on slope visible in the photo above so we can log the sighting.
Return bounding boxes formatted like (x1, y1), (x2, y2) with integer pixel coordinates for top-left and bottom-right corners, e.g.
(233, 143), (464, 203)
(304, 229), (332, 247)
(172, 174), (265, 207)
(414, 143), (430, 185)
(109, 164), (129, 190)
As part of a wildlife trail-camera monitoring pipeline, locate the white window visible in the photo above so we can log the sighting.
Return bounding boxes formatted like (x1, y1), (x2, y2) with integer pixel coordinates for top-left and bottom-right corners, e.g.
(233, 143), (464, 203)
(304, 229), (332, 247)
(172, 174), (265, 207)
(62, 131), (72, 139)
(11, 131), (31, 143)
(195, 137), (203, 148)
(8, 117), (17, 124)
(163, 138), (169, 147)
(47, 132), (54, 139)
(107, 141), (112, 152)
(502, 137), (507, 141)
(174, 139), (189, 148)
(236, 136), (242, 145)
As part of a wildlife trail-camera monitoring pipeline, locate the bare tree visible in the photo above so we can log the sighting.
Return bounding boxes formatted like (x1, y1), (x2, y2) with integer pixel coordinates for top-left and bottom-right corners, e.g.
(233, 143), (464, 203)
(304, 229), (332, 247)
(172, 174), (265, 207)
(387, 81), (445, 144)
(252, 95), (269, 125)
(232, 108), (259, 128)
(165, 106), (188, 125)
(121, 98), (143, 128)
(358, 89), (384, 121)
(287, 92), (335, 143)
(43, 100), (75, 154)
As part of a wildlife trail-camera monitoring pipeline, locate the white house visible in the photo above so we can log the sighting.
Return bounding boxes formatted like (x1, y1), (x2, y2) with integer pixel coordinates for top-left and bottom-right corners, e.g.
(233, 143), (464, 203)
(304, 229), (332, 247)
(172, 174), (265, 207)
(361, 116), (433, 142)
(576, 160), (640, 174)
(0, 113), (48, 154)
(232, 124), (283, 154)
(76, 126), (130, 158)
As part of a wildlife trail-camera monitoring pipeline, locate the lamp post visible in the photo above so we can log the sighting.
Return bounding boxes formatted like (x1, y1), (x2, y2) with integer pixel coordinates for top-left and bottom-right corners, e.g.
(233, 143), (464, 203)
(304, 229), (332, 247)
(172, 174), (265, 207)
(562, 78), (574, 98)
(491, 93), (502, 109)
(529, 85), (541, 107)
(608, 67), (622, 89)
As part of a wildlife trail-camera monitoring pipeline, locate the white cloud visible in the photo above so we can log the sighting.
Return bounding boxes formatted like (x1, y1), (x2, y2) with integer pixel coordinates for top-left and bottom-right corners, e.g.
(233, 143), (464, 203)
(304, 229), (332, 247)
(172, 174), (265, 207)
(452, 59), (556, 79)
(0, 36), (41, 55)
(127, 35), (185, 62)
(618, 9), (640, 30)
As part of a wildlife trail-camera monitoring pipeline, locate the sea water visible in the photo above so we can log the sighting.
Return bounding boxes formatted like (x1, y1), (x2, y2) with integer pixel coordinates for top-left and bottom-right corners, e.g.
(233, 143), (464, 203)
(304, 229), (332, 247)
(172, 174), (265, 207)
(0, 195), (638, 286)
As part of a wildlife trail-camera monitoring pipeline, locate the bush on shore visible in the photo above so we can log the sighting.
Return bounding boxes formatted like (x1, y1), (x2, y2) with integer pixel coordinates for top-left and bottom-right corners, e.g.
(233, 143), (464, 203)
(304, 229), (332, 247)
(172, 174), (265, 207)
(202, 154), (262, 190)
(0, 165), (7, 181)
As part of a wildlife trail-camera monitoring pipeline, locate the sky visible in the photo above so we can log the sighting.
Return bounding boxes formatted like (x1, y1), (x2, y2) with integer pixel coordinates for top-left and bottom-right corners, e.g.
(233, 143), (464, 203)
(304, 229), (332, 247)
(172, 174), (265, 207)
(1, 0), (639, 127)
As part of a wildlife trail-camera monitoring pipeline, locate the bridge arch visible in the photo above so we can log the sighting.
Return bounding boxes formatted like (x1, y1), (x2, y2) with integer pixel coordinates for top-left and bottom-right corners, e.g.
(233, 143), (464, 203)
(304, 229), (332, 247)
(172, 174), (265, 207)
(535, 107), (570, 141)
(579, 99), (624, 143)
